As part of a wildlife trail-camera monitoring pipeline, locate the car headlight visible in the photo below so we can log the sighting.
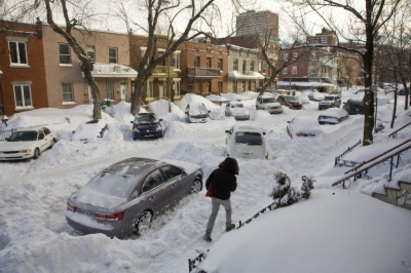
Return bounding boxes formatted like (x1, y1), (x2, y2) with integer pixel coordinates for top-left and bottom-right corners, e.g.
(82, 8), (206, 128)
(156, 127), (162, 131)
(134, 128), (140, 133)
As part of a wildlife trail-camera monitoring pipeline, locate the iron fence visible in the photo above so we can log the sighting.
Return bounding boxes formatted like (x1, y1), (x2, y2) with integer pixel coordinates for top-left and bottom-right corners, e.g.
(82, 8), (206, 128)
(334, 139), (361, 166)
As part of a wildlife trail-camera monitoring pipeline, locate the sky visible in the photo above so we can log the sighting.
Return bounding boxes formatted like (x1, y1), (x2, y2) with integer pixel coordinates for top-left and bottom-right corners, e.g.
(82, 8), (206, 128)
(0, 87), (410, 272)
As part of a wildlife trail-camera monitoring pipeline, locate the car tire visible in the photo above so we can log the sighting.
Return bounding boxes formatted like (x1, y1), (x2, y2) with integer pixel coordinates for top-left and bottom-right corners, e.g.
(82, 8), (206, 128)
(50, 138), (57, 149)
(33, 148), (40, 159)
(136, 211), (152, 236)
(190, 176), (203, 194)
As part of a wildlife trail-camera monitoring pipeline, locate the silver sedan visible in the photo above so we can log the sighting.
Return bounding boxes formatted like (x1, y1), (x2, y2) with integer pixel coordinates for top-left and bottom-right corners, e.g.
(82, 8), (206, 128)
(66, 157), (203, 238)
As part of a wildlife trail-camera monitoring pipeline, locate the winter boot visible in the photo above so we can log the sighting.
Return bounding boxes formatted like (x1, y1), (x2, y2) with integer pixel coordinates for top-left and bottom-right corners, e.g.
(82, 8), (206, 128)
(226, 223), (235, 232)
(203, 232), (212, 242)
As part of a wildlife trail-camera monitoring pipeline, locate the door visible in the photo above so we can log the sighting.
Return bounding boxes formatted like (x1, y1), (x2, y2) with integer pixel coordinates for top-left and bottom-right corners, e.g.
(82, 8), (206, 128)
(161, 165), (187, 198)
(120, 82), (128, 101)
(140, 169), (173, 214)
(159, 85), (164, 99)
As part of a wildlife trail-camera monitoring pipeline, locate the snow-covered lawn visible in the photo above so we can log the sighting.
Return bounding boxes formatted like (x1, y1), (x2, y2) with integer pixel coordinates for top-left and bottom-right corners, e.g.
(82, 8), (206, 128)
(0, 90), (410, 273)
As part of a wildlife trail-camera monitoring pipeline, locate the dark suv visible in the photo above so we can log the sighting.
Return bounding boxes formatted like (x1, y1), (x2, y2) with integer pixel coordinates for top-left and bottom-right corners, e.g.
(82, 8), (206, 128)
(343, 99), (364, 115)
(131, 113), (163, 140)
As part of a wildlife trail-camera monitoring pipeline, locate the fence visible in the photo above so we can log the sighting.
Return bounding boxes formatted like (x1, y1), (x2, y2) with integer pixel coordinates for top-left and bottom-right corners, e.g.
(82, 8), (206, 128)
(334, 139), (362, 167)
(188, 201), (277, 272)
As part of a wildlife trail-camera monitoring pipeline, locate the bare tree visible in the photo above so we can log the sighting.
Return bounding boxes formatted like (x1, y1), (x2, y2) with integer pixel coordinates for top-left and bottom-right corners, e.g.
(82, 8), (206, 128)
(115, 0), (241, 115)
(43, 0), (103, 120)
(281, 0), (402, 146)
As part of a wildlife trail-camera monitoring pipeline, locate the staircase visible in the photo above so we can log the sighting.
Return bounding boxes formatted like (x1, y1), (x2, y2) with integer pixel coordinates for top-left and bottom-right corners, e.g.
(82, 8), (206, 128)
(372, 181), (411, 210)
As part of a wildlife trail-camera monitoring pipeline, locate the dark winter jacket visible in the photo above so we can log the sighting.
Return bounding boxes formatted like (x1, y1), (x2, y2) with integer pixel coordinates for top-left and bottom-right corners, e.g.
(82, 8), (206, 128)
(206, 157), (238, 200)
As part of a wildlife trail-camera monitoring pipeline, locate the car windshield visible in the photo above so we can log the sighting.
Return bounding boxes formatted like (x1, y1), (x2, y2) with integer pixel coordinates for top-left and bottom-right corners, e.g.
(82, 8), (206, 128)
(324, 96), (335, 101)
(283, 96), (297, 101)
(349, 100), (363, 106)
(8, 131), (38, 142)
(135, 115), (156, 123)
(235, 132), (262, 146)
(83, 171), (139, 198)
(231, 103), (243, 108)
(262, 97), (275, 103)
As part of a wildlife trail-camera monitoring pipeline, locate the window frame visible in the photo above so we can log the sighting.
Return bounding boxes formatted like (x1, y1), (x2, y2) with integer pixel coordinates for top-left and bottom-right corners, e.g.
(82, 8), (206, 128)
(59, 43), (71, 65)
(86, 45), (96, 63)
(9, 40), (28, 66)
(206, 57), (212, 68)
(13, 83), (33, 108)
(62, 82), (75, 103)
(233, 59), (239, 71)
(194, 55), (200, 67)
(106, 81), (114, 100)
(108, 47), (118, 64)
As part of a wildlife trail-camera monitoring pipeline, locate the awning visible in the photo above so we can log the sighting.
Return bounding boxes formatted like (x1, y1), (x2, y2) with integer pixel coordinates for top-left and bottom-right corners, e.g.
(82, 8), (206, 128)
(88, 63), (137, 78)
(228, 71), (264, 80)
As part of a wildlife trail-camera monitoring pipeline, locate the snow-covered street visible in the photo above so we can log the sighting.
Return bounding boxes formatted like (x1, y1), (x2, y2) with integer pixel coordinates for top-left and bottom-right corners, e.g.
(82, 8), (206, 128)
(0, 89), (410, 273)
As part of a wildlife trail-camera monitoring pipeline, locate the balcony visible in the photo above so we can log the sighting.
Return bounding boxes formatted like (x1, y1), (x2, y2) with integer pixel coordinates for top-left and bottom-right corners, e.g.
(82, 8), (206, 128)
(151, 66), (179, 77)
(187, 67), (221, 78)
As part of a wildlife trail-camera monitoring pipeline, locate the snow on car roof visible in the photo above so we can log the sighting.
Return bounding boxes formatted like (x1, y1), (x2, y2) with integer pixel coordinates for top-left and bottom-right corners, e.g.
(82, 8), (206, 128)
(319, 108), (347, 118)
(233, 124), (263, 133)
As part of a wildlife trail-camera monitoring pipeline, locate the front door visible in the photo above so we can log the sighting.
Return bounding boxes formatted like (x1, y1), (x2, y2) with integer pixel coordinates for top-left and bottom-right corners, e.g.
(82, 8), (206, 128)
(159, 85), (164, 99)
(120, 82), (128, 101)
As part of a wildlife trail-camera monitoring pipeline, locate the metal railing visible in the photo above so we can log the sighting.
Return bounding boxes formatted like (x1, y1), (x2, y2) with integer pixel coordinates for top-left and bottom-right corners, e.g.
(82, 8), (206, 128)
(187, 67), (220, 78)
(334, 139), (361, 166)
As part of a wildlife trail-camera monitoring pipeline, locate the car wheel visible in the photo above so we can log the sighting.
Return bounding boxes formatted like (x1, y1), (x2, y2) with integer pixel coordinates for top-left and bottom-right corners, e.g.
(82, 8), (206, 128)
(136, 211), (152, 236)
(50, 138), (57, 149)
(190, 177), (203, 194)
(33, 148), (40, 159)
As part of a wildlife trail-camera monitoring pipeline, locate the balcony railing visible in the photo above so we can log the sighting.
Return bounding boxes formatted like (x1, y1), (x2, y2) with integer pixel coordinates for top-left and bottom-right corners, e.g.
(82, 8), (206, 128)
(151, 66), (178, 76)
(187, 67), (220, 78)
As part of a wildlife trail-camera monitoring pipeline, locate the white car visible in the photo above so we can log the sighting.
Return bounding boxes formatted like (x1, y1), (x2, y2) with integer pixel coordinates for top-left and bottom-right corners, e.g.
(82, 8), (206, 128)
(286, 116), (322, 138)
(318, 108), (349, 125)
(0, 127), (57, 160)
(185, 102), (210, 123)
(256, 94), (283, 114)
(72, 119), (108, 143)
(225, 101), (250, 120)
(225, 124), (269, 159)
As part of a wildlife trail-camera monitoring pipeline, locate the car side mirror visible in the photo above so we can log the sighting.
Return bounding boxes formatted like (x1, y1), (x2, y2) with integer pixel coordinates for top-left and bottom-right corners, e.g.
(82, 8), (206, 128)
(130, 121), (134, 124)
(159, 119), (163, 122)
(225, 130), (231, 134)
(287, 121), (291, 123)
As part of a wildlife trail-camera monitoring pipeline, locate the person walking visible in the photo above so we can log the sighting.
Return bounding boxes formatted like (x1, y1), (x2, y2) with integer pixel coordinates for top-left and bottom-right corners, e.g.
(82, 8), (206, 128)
(204, 157), (239, 242)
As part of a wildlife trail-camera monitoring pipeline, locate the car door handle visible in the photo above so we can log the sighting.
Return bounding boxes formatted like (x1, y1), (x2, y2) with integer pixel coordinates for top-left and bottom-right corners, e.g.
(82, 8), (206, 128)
(149, 196), (155, 201)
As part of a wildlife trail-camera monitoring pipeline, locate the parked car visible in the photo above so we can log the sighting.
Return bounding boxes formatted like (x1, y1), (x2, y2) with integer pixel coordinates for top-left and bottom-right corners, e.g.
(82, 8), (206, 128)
(342, 99), (365, 115)
(305, 90), (324, 102)
(276, 95), (303, 110)
(286, 116), (322, 138)
(131, 113), (163, 140)
(318, 108), (349, 124)
(0, 127), (57, 160)
(318, 95), (341, 110)
(66, 157), (203, 238)
(329, 89), (342, 96)
(225, 124), (269, 159)
(72, 119), (108, 143)
(225, 101), (250, 120)
(398, 89), (406, 95)
(256, 94), (283, 114)
(185, 102), (210, 123)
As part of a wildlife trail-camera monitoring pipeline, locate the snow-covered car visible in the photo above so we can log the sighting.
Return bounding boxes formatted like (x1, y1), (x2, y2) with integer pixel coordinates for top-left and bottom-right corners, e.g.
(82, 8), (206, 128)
(277, 95), (303, 110)
(131, 113), (163, 140)
(318, 108), (349, 125)
(0, 127), (57, 160)
(318, 95), (342, 110)
(225, 101), (250, 120)
(306, 90), (325, 102)
(225, 124), (269, 159)
(343, 99), (365, 115)
(256, 94), (283, 114)
(286, 116), (322, 138)
(72, 119), (108, 143)
(185, 102), (210, 123)
(66, 157), (203, 238)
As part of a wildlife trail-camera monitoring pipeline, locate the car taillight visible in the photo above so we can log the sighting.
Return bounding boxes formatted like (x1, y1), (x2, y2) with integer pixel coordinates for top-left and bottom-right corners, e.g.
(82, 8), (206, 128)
(94, 211), (125, 221)
(67, 201), (77, 212)
(296, 133), (303, 136)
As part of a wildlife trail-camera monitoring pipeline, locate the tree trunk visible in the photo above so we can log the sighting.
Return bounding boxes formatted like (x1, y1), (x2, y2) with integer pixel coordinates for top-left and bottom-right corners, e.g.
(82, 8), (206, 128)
(131, 72), (148, 115)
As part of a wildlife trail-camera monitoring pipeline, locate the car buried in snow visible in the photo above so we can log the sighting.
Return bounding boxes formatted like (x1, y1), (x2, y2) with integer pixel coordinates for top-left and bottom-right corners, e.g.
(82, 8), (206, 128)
(317, 108), (349, 125)
(286, 116), (322, 138)
(225, 124), (269, 159)
(72, 119), (108, 143)
(0, 127), (57, 161)
(66, 157), (203, 238)
(276, 95), (303, 110)
(185, 102), (211, 123)
(225, 101), (250, 120)
(131, 113), (164, 140)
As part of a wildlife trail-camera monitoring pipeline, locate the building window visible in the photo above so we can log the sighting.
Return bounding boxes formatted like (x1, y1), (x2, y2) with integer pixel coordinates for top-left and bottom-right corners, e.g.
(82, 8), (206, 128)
(173, 52), (180, 69)
(109, 47), (118, 63)
(194, 55), (200, 67)
(292, 52), (298, 61)
(218, 58), (223, 70)
(13, 84), (32, 108)
(250, 61), (255, 72)
(174, 81), (180, 97)
(311, 52), (317, 61)
(261, 62), (266, 74)
(106, 81), (114, 100)
(242, 60), (247, 73)
(282, 68), (288, 75)
(233, 59), (239, 71)
(292, 66), (297, 75)
(147, 81), (154, 98)
(206, 57), (212, 68)
(86, 45), (95, 62)
(59, 44), (71, 64)
(62, 83), (74, 102)
(9, 41), (28, 65)
(282, 53), (288, 61)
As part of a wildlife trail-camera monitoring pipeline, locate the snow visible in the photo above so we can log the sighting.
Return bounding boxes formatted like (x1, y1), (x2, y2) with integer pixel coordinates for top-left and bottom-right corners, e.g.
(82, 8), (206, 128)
(0, 88), (410, 273)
